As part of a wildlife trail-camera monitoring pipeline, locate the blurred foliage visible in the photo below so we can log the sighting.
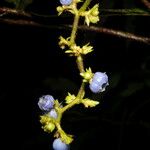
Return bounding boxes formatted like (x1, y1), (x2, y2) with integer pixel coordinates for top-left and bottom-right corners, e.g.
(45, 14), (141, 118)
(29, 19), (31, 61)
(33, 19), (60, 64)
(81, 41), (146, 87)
(5, 0), (33, 10)
(101, 8), (150, 16)
(119, 82), (144, 97)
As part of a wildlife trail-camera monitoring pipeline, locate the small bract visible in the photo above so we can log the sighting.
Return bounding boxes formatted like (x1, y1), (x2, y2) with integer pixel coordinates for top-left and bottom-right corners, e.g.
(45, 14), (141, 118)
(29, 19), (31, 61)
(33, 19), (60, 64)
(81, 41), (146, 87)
(53, 138), (70, 150)
(38, 95), (54, 111)
(60, 0), (72, 6)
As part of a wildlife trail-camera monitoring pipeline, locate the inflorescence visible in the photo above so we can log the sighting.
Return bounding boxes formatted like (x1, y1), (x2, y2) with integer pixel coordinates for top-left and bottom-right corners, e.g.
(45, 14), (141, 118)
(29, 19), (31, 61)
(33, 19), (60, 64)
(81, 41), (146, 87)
(37, 0), (109, 149)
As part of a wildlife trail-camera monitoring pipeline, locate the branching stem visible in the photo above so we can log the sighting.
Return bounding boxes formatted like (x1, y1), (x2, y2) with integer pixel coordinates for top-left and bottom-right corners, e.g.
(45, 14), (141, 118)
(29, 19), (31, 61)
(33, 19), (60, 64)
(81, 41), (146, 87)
(61, 0), (92, 113)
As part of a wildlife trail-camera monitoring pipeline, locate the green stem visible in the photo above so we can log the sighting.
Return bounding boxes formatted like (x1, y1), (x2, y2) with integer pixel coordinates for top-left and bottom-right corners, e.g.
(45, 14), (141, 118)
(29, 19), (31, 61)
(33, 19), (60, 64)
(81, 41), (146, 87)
(70, 0), (92, 44)
(61, 97), (80, 113)
(70, 14), (80, 44)
(76, 55), (84, 73)
(79, 0), (92, 12)
(55, 122), (62, 131)
(77, 82), (85, 98)
(60, 0), (92, 113)
(61, 82), (85, 113)
(56, 109), (62, 123)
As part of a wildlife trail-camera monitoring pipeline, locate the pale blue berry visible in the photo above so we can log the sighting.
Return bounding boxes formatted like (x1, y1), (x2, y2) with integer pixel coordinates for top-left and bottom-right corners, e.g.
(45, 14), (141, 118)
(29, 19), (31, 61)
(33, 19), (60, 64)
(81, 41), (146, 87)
(53, 138), (70, 150)
(89, 81), (101, 93)
(38, 95), (54, 111)
(60, 0), (72, 6)
(89, 72), (109, 93)
(49, 109), (58, 119)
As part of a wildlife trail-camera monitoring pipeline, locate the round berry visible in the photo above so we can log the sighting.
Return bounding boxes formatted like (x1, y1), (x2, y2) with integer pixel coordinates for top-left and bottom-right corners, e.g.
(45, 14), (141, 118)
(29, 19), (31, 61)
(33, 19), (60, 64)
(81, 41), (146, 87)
(49, 109), (58, 119)
(89, 72), (109, 93)
(38, 95), (54, 111)
(89, 81), (101, 93)
(60, 0), (72, 6)
(53, 138), (70, 150)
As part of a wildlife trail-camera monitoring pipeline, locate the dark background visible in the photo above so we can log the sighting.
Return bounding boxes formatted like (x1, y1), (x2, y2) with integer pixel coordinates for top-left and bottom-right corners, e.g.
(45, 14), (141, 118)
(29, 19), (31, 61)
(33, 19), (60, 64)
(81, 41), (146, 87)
(0, 0), (150, 150)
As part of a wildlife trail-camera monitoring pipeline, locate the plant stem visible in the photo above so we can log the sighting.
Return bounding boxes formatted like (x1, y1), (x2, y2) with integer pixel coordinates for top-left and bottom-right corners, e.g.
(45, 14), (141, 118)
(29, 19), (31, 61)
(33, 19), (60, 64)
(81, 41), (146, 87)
(76, 55), (84, 73)
(70, 0), (92, 44)
(70, 14), (80, 44)
(55, 122), (62, 131)
(79, 0), (92, 12)
(77, 82), (85, 98)
(60, 0), (92, 113)
(61, 81), (85, 113)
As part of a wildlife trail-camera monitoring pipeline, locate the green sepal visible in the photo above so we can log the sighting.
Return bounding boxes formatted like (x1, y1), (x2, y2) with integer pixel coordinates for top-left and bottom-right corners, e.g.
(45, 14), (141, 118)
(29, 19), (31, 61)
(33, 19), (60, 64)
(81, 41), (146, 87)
(59, 129), (73, 144)
(40, 115), (56, 133)
(65, 43), (93, 56)
(65, 93), (76, 104)
(40, 115), (52, 125)
(42, 122), (55, 133)
(56, 5), (76, 16)
(59, 36), (71, 49)
(80, 67), (93, 82)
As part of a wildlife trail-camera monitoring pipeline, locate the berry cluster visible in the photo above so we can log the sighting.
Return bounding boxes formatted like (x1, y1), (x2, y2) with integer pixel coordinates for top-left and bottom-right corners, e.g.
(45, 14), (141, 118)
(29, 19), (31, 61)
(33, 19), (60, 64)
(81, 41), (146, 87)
(38, 95), (69, 150)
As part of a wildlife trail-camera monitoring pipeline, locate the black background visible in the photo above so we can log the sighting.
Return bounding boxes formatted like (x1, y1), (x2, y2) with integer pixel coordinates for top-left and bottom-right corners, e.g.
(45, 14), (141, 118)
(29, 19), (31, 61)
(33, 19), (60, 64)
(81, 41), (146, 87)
(0, 0), (150, 150)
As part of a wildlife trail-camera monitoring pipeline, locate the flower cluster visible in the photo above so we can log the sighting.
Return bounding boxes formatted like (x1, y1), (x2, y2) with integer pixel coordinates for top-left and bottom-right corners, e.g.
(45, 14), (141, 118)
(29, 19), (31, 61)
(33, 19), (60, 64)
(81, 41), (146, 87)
(80, 4), (100, 26)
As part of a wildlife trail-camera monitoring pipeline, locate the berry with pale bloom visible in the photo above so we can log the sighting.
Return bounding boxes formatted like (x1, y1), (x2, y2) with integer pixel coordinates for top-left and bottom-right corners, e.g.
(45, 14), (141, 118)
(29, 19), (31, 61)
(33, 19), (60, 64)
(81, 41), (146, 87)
(38, 95), (54, 111)
(89, 72), (109, 93)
